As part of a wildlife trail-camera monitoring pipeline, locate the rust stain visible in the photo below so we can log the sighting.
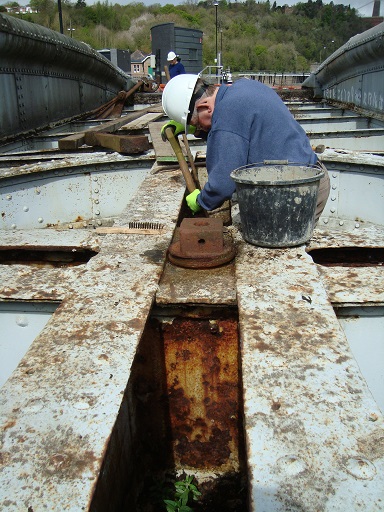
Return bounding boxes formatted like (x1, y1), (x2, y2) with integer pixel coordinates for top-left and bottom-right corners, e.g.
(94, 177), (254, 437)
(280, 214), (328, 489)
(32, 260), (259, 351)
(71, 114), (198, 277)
(141, 248), (165, 264)
(163, 316), (240, 471)
(0, 452), (11, 465)
(40, 429), (99, 480)
(2, 420), (16, 430)
(357, 430), (384, 460)
(127, 317), (143, 330)
(44, 449), (98, 479)
(255, 341), (275, 352)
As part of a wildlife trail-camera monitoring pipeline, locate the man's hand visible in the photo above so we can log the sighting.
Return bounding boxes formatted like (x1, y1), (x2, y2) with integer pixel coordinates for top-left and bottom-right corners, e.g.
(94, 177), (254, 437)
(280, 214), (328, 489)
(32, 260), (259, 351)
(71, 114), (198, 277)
(161, 120), (196, 142)
(186, 189), (202, 213)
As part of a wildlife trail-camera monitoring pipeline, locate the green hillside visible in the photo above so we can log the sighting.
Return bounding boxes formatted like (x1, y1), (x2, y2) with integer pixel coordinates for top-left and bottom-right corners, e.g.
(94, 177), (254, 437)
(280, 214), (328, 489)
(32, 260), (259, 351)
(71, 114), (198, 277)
(3, 0), (371, 72)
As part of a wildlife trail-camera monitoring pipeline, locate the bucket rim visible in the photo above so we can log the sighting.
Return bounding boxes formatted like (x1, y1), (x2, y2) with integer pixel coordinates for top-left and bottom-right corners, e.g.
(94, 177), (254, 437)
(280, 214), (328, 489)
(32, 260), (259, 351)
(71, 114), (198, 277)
(230, 161), (324, 186)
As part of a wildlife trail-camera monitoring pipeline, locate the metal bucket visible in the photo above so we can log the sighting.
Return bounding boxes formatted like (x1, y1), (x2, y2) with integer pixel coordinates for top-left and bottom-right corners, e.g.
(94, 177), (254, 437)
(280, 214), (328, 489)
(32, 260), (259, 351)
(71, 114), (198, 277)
(230, 161), (324, 247)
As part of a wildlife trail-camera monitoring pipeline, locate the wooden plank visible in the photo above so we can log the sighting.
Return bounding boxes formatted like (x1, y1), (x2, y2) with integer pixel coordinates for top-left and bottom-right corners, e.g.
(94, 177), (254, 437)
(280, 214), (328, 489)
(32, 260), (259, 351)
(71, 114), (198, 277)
(95, 226), (166, 235)
(93, 133), (150, 154)
(120, 112), (164, 131)
(84, 105), (162, 146)
(149, 121), (181, 163)
(58, 133), (85, 150)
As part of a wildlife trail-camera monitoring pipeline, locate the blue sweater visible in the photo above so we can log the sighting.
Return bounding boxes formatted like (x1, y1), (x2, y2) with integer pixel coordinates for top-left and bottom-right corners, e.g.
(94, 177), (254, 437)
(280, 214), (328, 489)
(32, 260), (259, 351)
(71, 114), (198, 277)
(198, 79), (317, 211)
(169, 61), (186, 78)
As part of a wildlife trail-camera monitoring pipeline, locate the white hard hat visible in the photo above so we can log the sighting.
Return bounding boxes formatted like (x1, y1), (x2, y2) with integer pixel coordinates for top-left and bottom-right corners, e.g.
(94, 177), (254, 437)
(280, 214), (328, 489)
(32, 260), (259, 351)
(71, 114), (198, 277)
(167, 51), (177, 61)
(162, 74), (200, 130)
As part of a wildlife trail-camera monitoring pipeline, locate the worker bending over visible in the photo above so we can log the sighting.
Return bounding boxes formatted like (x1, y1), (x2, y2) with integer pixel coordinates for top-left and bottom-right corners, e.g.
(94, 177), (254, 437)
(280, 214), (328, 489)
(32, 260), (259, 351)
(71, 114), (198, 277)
(161, 74), (330, 220)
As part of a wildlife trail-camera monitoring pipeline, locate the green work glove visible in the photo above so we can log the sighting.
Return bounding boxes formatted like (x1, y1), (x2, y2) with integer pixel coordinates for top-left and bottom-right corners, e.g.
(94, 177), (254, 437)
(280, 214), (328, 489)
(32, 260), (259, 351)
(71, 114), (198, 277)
(161, 120), (196, 142)
(186, 189), (202, 213)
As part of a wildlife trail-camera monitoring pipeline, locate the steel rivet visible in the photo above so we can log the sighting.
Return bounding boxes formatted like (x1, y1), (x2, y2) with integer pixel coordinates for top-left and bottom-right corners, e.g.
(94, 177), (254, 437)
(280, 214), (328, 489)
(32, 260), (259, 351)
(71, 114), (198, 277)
(73, 401), (91, 410)
(332, 185), (337, 190)
(16, 315), (28, 327)
(95, 210), (100, 215)
(23, 206), (29, 212)
(339, 220), (344, 226)
(11, 224), (17, 229)
(97, 220), (102, 226)
(368, 412), (378, 422)
(276, 455), (306, 476)
(6, 194), (12, 200)
(344, 457), (376, 480)
(94, 189), (99, 194)
(332, 173), (337, 178)
(35, 188), (41, 194)
(330, 208), (336, 213)
(331, 196), (336, 201)
(37, 217), (43, 223)
(323, 218), (328, 224)
(355, 223), (360, 228)
(68, 224), (73, 229)
(94, 199), (99, 204)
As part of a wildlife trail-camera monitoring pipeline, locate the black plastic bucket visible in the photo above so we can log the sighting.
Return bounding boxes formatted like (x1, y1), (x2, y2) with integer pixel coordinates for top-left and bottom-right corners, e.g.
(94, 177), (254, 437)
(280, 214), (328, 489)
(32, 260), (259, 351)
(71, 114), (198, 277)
(230, 161), (324, 247)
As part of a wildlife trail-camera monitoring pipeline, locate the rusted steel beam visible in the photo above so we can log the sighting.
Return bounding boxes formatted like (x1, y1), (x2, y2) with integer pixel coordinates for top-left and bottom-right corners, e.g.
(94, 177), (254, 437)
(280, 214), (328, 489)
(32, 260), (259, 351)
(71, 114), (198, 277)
(82, 82), (144, 121)
(162, 314), (241, 472)
(92, 133), (150, 154)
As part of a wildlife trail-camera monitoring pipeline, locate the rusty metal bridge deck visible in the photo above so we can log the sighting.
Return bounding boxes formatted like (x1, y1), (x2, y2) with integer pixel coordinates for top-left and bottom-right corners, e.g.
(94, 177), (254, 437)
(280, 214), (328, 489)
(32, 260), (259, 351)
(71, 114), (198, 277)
(0, 89), (383, 510)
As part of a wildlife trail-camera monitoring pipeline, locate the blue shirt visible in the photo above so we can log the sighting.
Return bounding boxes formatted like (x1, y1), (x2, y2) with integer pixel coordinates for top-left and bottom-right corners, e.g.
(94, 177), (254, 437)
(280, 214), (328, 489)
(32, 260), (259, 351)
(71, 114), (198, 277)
(198, 79), (317, 211)
(169, 61), (186, 79)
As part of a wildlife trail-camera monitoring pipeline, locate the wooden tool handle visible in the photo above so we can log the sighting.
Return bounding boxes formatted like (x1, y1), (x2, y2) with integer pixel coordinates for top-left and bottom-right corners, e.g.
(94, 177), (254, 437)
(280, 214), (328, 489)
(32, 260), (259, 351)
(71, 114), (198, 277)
(164, 126), (196, 193)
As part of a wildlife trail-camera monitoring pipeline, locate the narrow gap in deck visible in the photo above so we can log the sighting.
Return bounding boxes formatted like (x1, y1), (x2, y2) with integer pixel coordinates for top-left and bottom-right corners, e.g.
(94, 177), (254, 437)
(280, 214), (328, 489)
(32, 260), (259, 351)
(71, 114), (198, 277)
(91, 306), (249, 512)
(0, 248), (98, 267)
(308, 247), (384, 266)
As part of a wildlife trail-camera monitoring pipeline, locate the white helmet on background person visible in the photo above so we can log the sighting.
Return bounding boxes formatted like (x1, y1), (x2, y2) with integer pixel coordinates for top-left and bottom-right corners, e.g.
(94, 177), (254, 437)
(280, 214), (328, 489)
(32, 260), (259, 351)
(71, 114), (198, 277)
(162, 74), (200, 130)
(167, 51), (177, 61)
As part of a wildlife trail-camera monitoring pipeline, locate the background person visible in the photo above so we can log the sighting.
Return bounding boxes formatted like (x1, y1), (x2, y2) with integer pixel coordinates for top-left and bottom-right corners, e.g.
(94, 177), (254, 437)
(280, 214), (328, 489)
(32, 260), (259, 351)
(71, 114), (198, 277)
(167, 51), (186, 79)
(161, 74), (330, 220)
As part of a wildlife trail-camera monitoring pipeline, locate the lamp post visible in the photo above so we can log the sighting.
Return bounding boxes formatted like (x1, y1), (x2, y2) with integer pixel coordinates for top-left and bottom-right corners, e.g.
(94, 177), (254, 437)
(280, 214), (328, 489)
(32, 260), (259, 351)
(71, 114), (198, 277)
(214, 0), (218, 64)
(57, 0), (63, 33)
(320, 40), (335, 63)
(67, 19), (75, 38)
(319, 45), (326, 63)
(220, 29), (223, 67)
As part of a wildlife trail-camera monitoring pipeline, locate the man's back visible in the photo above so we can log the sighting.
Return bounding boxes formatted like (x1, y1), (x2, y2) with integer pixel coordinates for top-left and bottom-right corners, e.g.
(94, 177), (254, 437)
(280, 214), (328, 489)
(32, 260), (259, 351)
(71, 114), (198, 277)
(169, 61), (185, 79)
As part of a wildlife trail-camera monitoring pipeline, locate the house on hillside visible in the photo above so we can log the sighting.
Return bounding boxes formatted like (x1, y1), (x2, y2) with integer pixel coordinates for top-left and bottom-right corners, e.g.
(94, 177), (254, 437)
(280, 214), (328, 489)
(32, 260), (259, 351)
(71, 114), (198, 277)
(131, 50), (153, 79)
(6, 5), (37, 13)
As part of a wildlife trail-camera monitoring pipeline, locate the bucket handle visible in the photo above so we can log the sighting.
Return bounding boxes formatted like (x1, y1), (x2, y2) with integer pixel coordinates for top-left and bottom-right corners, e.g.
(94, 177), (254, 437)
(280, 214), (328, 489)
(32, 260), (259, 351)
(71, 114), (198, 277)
(263, 160), (289, 165)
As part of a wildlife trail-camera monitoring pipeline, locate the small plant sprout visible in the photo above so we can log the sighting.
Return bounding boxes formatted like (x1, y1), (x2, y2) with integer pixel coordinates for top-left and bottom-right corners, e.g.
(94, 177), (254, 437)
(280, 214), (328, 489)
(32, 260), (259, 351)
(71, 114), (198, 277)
(163, 474), (201, 512)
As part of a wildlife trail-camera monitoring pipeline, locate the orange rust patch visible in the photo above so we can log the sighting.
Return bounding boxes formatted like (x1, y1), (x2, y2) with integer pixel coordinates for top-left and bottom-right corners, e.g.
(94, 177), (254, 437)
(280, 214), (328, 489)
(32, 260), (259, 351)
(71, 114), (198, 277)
(163, 316), (240, 470)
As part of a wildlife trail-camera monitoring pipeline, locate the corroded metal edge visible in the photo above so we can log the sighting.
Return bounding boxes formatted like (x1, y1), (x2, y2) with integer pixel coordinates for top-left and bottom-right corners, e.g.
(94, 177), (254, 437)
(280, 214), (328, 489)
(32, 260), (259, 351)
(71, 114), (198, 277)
(235, 238), (384, 511)
(0, 168), (185, 510)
